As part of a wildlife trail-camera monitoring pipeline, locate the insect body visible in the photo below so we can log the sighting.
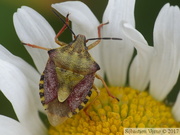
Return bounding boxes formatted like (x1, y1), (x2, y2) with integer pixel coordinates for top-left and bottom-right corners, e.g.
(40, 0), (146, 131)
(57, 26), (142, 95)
(39, 34), (100, 126)
(24, 14), (120, 126)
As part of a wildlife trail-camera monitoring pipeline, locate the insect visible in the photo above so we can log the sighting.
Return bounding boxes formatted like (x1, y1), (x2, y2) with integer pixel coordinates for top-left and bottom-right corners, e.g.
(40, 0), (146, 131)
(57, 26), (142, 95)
(23, 12), (121, 126)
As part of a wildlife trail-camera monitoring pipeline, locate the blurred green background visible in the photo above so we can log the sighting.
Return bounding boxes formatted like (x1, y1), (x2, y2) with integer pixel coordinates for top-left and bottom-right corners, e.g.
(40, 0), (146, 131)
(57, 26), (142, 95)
(0, 0), (180, 121)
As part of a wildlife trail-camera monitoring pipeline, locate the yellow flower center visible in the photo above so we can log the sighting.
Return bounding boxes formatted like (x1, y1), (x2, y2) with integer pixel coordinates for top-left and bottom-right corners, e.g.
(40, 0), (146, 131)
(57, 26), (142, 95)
(48, 87), (180, 135)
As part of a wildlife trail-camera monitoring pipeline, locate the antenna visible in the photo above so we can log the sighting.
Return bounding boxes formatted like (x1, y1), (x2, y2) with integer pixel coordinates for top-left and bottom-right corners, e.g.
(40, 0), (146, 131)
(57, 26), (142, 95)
(52, 9), (76, 37)
(86, 37), (122, 42)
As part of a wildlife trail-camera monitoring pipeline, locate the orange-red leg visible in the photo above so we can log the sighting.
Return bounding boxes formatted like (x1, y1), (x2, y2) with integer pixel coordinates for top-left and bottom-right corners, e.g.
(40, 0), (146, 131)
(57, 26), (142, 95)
(95, 73), (119, 101)
(87, 22), (109, 50)
(22, 42), (50, 51)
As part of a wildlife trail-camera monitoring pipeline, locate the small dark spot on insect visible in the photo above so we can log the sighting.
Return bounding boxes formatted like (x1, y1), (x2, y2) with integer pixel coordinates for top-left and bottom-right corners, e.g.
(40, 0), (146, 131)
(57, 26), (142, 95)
(72, 111), (77, 115)
(41, 101), (45, 105)
(83, 98), (88, 104)
(78, 105), (84, 110)
(39, 84), (43, 89)
(60, 68), (66, 72)
(87, 90), (92, 97)
(40, 75), (44, 81)
(39, 92), (44, 97)
(48, 49), (56, 54)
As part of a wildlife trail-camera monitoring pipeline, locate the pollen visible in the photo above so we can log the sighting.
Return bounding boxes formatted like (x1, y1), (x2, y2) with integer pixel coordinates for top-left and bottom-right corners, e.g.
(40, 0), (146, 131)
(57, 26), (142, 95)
(48, 87), (180, 135)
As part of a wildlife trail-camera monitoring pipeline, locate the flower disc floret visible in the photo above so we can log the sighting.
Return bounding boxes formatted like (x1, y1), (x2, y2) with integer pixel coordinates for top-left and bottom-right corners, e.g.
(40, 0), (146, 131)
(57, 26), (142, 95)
(48, 87), (180, 134)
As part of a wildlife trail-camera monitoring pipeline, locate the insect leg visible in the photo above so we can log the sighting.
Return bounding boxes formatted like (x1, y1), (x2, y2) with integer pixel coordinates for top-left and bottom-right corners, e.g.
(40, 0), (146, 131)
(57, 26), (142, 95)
(95, 73), (119, 101)
(84, 84), (100, 118)
(55, 14), (70, 46)
(87, 22), (109, 50)
(22, 42), (50, 51)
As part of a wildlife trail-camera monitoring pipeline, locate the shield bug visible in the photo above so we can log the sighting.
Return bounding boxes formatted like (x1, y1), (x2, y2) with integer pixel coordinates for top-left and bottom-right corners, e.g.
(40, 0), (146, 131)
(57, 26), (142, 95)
(23, 12), (121, 126)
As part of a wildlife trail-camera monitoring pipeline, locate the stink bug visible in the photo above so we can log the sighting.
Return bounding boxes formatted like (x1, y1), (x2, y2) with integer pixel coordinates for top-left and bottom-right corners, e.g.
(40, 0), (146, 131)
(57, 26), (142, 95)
(23, 13), (121, 126)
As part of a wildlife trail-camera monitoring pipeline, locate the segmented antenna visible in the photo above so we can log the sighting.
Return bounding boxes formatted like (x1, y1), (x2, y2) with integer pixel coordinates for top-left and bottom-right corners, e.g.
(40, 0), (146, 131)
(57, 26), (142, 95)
(86, 37), (122, 42)
(52, 9), (76, 37)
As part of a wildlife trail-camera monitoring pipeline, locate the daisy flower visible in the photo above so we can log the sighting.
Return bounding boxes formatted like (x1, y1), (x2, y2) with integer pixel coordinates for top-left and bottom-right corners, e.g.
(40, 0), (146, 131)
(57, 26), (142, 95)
(0, 0), (180, 135)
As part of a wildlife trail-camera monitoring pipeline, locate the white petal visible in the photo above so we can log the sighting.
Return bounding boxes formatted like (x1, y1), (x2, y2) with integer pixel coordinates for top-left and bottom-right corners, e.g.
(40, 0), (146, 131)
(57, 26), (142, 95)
(13, 6), (59, 73)
(150, 4), (180, 101)
(0, 115), (32, 135)
(101, 0), (135, 86)
(122, 23), (153, 91)
(0, 45), (44, 113)
(0, 60), (47, 135)
(52, 2), (103, 86)
(172, 91), (180, 121)
(173, 8), (180, 69)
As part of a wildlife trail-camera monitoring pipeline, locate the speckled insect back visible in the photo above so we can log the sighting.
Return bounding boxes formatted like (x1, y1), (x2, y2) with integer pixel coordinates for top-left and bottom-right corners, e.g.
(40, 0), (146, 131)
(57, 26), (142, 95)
(39, 34), (100, 126)
(23, 13), (121, 126)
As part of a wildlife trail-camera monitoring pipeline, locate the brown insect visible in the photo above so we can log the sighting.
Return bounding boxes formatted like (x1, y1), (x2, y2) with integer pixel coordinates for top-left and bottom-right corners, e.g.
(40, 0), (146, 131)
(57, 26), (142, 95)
(23, 13), (120, 126)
